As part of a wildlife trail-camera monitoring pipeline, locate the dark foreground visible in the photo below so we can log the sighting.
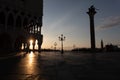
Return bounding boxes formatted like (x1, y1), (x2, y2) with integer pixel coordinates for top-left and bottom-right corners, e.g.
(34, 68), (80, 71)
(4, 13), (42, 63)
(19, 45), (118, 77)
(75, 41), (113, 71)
(0, 51), (120, 80)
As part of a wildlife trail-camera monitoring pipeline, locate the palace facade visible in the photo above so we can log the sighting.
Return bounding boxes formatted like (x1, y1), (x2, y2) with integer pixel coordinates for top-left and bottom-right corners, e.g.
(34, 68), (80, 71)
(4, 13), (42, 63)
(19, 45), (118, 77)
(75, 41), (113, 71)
(0, 0), (43, 53)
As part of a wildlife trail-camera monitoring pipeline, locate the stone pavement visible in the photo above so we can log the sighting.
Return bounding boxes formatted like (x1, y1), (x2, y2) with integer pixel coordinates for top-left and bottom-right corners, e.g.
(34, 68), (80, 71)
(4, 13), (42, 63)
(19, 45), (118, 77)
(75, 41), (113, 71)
(0, 52), (120, 80)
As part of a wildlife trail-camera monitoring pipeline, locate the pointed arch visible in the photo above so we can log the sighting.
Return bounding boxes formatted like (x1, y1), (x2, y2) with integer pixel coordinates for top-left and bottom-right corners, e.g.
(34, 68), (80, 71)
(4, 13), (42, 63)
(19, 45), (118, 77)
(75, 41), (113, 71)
(14, 35), (26, 51)
(0, 11), (5, 25)
(16, 15), (22, 28)
(29, 19), (34, 33)
(23, 17), (28, 28)
(7, 13), (14, 28)
(0, 33), (12, 52)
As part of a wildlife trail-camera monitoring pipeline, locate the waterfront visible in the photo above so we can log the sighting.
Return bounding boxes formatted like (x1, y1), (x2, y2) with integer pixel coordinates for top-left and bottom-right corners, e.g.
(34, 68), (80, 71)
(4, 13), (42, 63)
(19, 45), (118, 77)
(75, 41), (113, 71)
(0, 51), (120, 80)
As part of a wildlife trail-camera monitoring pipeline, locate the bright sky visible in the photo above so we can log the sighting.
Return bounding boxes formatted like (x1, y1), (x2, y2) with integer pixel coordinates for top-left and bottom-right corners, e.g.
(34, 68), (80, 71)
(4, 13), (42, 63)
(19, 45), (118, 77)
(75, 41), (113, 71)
(41, 0), (120, 50)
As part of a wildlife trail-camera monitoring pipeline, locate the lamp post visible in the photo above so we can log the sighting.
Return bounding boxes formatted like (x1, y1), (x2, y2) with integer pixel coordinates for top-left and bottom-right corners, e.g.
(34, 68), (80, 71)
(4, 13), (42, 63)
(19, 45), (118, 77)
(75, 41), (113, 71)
(59, 34), (66, 54)
(54, 42), (57, 51)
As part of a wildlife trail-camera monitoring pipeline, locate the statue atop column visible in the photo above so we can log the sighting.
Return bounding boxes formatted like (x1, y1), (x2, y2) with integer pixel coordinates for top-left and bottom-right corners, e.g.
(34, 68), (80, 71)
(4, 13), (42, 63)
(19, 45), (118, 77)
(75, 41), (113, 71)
(87, 5), (97, 51)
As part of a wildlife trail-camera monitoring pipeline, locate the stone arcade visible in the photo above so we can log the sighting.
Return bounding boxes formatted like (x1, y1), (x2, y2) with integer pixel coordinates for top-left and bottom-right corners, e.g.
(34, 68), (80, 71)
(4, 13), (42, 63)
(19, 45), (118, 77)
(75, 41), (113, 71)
(0, 0), (43, 53)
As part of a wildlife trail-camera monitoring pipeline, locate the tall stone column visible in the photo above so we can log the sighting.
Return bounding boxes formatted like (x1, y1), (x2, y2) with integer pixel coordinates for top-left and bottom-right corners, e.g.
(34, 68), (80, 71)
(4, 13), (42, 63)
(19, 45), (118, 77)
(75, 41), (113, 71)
(87, 5), (97, 51)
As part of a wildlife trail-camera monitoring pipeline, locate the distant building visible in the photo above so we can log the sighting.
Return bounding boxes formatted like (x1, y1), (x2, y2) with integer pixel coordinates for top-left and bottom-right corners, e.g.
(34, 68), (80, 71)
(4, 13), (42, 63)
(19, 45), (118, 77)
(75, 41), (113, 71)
(105, 44), (119, 52)
(0, 0), (43, 53)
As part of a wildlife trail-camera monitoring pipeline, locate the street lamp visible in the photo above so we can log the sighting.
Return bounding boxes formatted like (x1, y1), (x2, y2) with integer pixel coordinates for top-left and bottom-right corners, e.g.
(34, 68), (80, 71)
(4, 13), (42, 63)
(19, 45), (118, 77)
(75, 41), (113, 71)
(54, 42), (57, 51)
(59, 34), (66, 54)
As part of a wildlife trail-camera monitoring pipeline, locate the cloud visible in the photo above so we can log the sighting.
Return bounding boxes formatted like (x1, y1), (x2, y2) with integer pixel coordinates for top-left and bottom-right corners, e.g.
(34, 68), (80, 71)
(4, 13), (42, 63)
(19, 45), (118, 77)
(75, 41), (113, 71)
(96, 16), (120, 30)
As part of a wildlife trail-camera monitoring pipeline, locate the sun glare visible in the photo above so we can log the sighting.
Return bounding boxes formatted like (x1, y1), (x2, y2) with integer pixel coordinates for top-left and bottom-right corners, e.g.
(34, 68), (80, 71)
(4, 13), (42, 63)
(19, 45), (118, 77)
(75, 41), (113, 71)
(21, 43), (24, 50)
(28, 51), (34, 66)
(35, 40), (38, 50)
(29, 39), (33, 50)
(29, 51), (34, 58)
(29, 39), (38, 50)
